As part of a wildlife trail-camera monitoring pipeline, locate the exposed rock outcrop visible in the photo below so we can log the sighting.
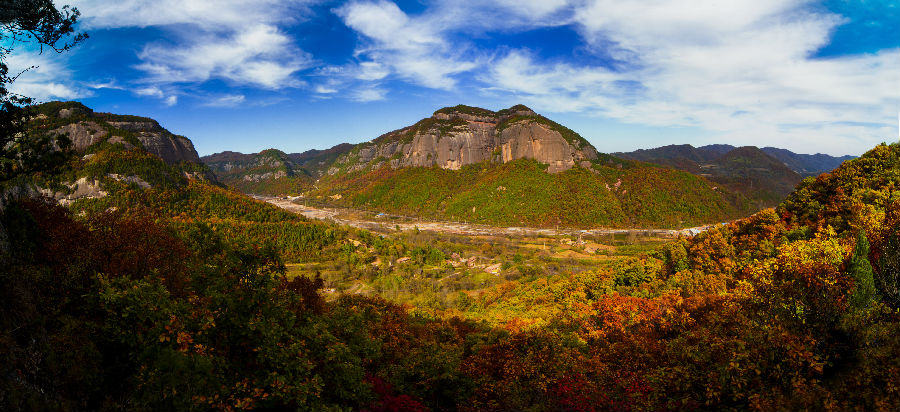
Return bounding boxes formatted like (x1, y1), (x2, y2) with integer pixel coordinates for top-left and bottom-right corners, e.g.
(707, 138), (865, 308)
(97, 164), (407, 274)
(39, 102), (203, 166)
(332, 104), (598, 174)
(54, 121), (109, 150)
(135, 134), (201, 165)
(37, 177), (108, 206)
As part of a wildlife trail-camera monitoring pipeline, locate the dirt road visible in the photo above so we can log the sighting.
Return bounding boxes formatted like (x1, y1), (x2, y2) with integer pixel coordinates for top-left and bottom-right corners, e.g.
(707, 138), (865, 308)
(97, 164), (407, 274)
(260, 196), (719, 238)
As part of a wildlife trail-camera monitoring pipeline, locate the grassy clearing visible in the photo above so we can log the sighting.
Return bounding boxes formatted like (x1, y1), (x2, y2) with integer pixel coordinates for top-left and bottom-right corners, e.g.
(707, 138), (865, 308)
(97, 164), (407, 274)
(284, 224), (669, 311)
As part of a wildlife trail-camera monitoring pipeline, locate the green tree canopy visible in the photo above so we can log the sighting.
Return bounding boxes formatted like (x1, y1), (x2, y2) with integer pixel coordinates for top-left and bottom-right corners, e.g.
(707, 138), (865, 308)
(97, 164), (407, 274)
(849, 230), (876, 310)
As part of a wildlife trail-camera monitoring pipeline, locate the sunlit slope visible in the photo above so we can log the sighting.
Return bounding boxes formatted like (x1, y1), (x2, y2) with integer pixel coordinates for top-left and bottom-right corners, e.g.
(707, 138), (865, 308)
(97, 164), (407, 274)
(313, 158), (742, 228)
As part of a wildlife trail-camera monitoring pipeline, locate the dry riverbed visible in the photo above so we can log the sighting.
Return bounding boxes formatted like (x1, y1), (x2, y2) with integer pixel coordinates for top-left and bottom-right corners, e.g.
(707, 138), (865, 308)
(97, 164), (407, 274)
(258, 196), (719, 238)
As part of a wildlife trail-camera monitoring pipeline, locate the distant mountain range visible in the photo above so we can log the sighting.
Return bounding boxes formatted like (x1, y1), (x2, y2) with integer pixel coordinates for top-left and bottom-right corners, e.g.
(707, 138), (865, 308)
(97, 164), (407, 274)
(613, 144), (855, 208)
(25, 100), (855, 229)
(615, 144), (853, 177)
(201, 105), (855, 223)
(202, 144), (353, 195)
(204, 105), (750, 228)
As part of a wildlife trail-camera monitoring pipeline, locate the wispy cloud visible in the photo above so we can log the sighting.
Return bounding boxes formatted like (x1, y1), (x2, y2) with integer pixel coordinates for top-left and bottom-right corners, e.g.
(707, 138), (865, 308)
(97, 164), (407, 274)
(133, 85), (180, 106)
(36, 0), (897, 155)
(5, 52), (87, 101)
(73, 0), (312, 30)
(72, 0), (316, 90)
(134, 24), (310, 89)
(309, 62), (390, 101)
(201, 94), (246, 107)
(328, 0), (896, 153)
(335, 0), (477, 90)
(352, 86), (387, 102)
(134, 86), (165, 98)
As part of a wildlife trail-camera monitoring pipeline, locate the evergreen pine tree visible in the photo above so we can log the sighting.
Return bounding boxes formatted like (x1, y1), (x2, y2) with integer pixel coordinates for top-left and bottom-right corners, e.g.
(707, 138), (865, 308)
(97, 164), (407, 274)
(876, 229), (900, 308)
(849, 231), (876, 310)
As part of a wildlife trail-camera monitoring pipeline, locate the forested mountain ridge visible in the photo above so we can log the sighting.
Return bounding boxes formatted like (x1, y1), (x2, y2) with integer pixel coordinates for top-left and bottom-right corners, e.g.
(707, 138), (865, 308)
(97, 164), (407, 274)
(615, 143), (854, 177)
(615, 143), (856, 208)
(201, 143), (353, 195)
(29, 101), (206, 167)
(8, 102), (432, 267)
(299, 104), (751, 228)
(311, 157), (743, 228)
(203, 104), (856, 227)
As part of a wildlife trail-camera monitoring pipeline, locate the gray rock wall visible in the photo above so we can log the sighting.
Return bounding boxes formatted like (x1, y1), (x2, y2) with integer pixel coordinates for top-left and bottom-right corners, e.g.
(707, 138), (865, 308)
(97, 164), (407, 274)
(336, 107), (598, 174)
(136, 134), (202, 165)
(51, 120), (202, 165)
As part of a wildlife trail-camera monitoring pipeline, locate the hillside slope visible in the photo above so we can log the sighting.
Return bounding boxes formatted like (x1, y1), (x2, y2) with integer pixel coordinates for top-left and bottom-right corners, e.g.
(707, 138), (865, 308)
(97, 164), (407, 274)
(307, 105), (745, 228)
(202, 143), (352, 195)
(328, 104), (599, 175)
(313, 158), (740, 228)
(29, 101), (206, 167)
(761, 146), (856, 176)
(615, 143), (822, 208)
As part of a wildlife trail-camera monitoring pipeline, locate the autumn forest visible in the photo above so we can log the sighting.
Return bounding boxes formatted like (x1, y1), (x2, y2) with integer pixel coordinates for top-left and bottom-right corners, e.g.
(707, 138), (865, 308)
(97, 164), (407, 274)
(2, 1), (900, 412)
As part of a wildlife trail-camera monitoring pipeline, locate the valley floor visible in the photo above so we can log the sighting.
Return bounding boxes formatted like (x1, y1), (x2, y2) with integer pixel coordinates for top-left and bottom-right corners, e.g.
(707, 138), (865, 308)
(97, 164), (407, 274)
(260, 196), (724, 238)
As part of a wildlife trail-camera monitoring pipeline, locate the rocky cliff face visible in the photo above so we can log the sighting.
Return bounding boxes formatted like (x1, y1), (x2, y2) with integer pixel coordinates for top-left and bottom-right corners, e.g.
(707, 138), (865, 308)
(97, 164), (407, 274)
(331, 105), (598, 174)
(34, 102), (203, 166)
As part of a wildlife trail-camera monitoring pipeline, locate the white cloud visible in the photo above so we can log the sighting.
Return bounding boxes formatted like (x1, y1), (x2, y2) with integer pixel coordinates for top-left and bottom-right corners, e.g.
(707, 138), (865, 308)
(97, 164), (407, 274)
(202, 94), (247, 107)
(72, 0), (315, 89)
(4, 52), (87, 101)
(48, 0), (897, 154)
(480, 0), (898, 155)
(357, 62), (389, 81)
(490, 0), (570, 19)
(133, 85), (180, 106)
(353, 87), (387, 102)
(85, 79), (124, 90)
(134, 86), (164, 98)
(330, 0), (896, 153)
(315, 84), (338, 94)
(72, 0), (312, 30)
(135, 24), (310, 89)
(335, 0), (477, 89)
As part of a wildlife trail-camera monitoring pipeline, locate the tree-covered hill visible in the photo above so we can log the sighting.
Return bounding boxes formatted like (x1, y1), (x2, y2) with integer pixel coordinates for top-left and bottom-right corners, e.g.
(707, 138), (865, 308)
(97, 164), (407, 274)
(201, 143), (353, 196)
(312, 157), (743, 229)
(615, 143), (855, 209)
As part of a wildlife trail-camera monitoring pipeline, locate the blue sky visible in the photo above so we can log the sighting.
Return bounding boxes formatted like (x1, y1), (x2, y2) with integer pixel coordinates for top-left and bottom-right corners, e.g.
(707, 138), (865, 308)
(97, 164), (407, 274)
(7, 0), (899, 156)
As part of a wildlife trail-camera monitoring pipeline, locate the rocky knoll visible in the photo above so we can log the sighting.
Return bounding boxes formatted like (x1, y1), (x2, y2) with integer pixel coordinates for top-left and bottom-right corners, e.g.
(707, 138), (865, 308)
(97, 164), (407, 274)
(330, 104), (599, 174)
(12, 102), (216, 206)
(33, 101), (202, 165)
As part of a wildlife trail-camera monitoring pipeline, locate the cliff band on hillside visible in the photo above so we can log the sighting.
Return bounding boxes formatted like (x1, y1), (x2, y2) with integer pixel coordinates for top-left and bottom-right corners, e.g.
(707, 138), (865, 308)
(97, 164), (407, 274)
(40, 103), (203, 166)
(330, 105), (599, 174)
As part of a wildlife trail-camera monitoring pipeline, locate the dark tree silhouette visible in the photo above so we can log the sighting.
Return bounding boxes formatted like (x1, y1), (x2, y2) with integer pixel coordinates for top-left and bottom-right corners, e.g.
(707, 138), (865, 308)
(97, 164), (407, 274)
(0, 0), (86, 181)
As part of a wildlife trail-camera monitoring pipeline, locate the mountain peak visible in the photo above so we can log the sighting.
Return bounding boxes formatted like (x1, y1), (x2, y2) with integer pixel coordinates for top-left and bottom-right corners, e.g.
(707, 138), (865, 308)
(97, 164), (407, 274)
(433, 104), (496, 117)
(497, 104), (535, 116)
(334, 103), (596, 174)
(30, 100), (201, 166)
(431, 104), (537, 119)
